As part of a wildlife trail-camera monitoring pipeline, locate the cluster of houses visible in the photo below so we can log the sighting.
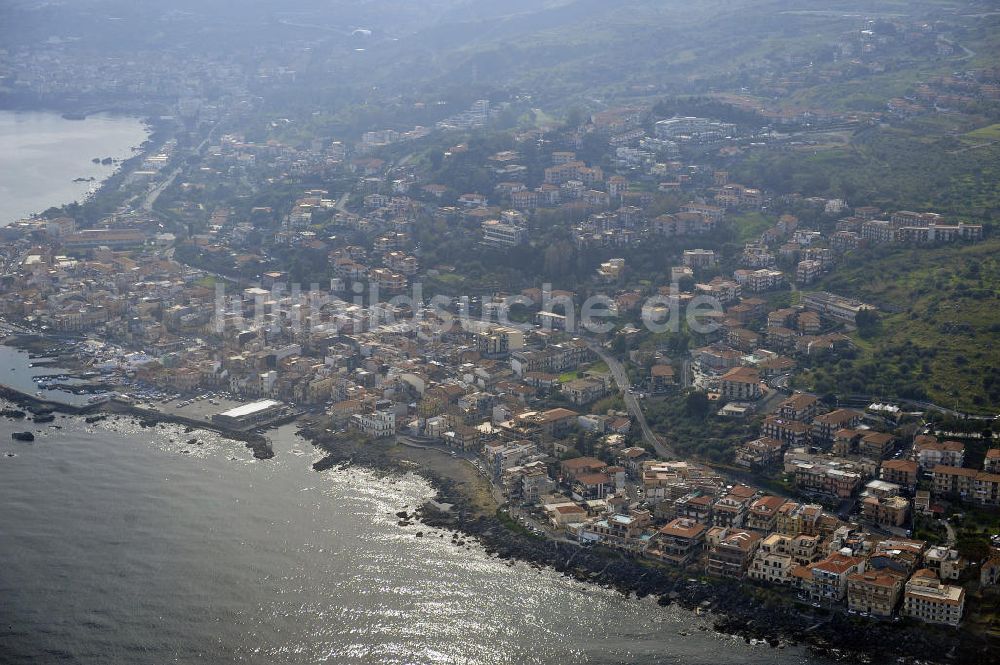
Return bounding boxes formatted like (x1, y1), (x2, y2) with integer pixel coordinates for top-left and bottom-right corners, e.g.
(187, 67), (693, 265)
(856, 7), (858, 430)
(680, 286), (867, 402)
(108, 105), (985, 332)
(0, 231), (651, 449)
(503, 447), (983, 626)
(741, 394), (1000, 514)
(892, 68), (1000, 119)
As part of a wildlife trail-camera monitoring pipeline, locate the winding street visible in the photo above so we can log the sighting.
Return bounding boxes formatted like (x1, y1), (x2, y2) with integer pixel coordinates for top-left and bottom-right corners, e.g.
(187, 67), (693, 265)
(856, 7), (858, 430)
(943, 519), (957, 548)
(587, 342), (676, 459)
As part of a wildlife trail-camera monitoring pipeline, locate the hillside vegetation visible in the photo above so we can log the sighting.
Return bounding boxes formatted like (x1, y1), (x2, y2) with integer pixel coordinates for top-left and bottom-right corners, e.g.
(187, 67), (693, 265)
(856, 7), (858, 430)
(732, 118), (1000, 226)
(800, 239), (1000, 415)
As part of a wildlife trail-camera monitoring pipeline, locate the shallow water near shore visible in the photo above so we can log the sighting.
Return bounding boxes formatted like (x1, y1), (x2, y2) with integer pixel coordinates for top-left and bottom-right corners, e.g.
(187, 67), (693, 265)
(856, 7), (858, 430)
(0, 410), (820, 664)
(0, 110), (148, 227)
(0, 343), (92, 406)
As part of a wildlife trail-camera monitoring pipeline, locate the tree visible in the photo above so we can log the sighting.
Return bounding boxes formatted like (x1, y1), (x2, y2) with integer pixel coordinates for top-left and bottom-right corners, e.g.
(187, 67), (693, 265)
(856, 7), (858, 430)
(563, 107), (584, 129)
(611, 335), (627, 355)
(685, 391), (710, 418)
(855, 309), (881, 339)
(955, 534), (991, 564)
(428, 150), (444, 171)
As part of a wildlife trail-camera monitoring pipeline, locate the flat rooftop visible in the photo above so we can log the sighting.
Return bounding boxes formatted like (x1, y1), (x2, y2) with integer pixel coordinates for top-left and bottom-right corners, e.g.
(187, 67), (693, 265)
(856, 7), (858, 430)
(217, 399), (282, 419)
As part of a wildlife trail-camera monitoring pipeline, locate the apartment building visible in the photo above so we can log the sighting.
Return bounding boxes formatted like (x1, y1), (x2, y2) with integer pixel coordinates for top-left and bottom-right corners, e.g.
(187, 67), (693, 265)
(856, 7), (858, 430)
(762, 416), (811, 447)
(350, 408), (396, 439)
(811, 409), (864, 443)
(915, 438), (965, 470)
(792, 462), (863, 499)
(880, 459), (919, 490)
(778, 393), (820, 422)
(720, 367), (762, 401)
(847, 570), (905, 618)
(775, 502), (824, 536)
(745, 495), (788, 532)
(984, 449), (1000, 474)
(581, 510), (652, 553)
(902, 569), (965, 626)
(861, 494), (910, 527)
(932, 465), (978, 499)
(682, 248), (717, 269)
(803, 552), (866, 603)
(646, 518), (708, 566)
(735, 437), (784, 470)
(748, 536), (796, 585)
(924, 546), (965, 582)
(801, 291), (875, 325)
(796, 259), (824, 284)
(481, 220), (527, 247)
(707, 529), (762, 579)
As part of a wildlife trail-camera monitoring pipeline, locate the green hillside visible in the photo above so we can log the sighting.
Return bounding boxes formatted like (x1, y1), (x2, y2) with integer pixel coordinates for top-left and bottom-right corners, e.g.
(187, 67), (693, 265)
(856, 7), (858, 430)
(800, 240), (1000, 415)
(731, 119), (1000, 225)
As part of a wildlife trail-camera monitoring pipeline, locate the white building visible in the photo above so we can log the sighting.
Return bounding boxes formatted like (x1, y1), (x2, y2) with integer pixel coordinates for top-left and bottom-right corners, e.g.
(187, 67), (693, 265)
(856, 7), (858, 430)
(902, 569), (965, 626)
(682, 249), (716, 269)
(351, 409), (396, 439)
(482, 220), (527, 247)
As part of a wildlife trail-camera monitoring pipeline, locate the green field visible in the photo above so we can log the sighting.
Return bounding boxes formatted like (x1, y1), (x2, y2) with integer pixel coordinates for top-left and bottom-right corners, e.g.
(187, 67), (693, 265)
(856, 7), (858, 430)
(732, 119), (1000, 225)
(729, 211), (775, 243)
(800, 240), (1000, 414)
(964, 124), (1000, 143)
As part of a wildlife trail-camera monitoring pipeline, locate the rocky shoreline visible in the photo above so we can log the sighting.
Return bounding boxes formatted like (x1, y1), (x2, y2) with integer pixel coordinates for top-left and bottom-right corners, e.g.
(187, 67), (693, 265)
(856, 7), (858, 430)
(1, 335), (276, 458)
(2, 346), (989, 664)
(300, 424), (991, 665)
(0, 384), (274, 460)
(102, 401), (275, 460)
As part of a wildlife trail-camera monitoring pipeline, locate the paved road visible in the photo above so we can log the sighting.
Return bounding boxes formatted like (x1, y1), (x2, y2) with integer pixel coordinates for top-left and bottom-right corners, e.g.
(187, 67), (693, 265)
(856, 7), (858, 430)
(141, 167), (180, 211)
(141, 125), (217, 213)
(943, 519), (957, 547)
(839, 393), (995, 421)
(588, 342), (676, 459)
(757, 385), (787, 415)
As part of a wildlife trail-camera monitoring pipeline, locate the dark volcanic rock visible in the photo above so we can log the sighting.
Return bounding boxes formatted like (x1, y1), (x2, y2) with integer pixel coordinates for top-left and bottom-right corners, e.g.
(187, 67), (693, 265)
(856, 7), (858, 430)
(297, 423), (993, 665)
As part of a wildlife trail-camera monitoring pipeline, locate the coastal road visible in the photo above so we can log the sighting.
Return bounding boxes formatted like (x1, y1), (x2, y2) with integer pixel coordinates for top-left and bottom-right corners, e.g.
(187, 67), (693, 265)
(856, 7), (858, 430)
(142, 123), (219, 213)
(588, 342), (676, 459)
(141, 167), (180, 212)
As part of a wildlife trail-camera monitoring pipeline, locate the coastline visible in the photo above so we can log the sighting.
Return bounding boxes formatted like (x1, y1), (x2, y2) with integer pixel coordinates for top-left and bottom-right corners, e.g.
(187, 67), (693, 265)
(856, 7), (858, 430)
(299, 424), (992, 665)
(0, 108), (172, 230)
(0, 91), (167, 122)
(2, 363), (990, 664)
(0, 333), (276, 459)
(1, 324), (992, 664)
(0, 381), (274, 460)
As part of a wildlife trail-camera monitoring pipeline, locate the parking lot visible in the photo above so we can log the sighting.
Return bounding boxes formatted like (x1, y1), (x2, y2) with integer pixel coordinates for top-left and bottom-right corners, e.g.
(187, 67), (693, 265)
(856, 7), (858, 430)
(129, 392), (246, 427)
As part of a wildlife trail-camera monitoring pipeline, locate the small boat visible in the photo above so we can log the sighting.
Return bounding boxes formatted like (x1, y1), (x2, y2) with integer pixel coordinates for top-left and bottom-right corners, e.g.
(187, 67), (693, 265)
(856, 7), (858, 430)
(12, 432), (34, 442)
